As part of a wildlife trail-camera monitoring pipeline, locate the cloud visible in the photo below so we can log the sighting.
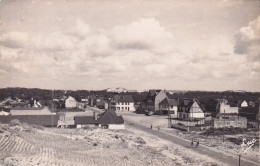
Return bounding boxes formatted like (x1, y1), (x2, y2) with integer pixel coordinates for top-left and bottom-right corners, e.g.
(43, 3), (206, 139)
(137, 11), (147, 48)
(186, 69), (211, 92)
(234, 16), (260, 79)
(35, 32), (75, 51)
(68, 19), (90, 39)
(234, 16), (260, 61)
(112, 18), (173, 53)
(0, 31), (29, 48)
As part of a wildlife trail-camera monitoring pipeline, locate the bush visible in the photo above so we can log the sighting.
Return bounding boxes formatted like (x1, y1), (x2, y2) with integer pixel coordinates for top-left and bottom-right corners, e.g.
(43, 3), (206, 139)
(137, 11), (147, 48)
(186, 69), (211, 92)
(200, 127), (247, 136)
(9, 119), (22, 126)
(135, 137), (146, 145)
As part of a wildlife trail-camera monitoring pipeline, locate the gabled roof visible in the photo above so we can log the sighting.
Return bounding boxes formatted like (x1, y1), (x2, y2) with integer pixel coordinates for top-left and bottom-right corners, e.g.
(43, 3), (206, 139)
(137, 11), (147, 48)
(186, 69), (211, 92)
(112, 95), (134, 103)
(159, 98), (168, 105)
(168, 99), (178, 106)
(74, 110), (124, 125)
(148, 90), (161, 97)
(178, 98), (202, 113)
(98, 110), (124, 124)
(74, 116), (97, 124)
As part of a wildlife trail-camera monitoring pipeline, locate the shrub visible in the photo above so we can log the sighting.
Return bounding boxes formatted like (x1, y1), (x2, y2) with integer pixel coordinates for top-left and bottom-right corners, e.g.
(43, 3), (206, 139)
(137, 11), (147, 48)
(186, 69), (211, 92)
(135, 137), (146, 145)
(9, 119), (22, 126)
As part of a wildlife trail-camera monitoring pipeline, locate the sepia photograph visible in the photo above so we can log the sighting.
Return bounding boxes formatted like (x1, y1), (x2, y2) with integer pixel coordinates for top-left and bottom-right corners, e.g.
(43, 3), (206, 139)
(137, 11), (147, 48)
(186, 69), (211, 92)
(0, 0), (259, 165)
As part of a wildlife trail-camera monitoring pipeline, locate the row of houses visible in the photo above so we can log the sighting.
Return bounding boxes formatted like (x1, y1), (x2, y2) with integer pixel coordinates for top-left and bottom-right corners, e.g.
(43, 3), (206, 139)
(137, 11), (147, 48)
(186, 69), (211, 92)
(0, 109), (125, 130)
(139, 90), (259, 131)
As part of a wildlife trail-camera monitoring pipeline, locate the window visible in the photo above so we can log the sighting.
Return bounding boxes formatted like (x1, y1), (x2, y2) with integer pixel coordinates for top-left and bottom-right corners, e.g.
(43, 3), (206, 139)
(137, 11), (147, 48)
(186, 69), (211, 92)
(122, 102), (124, 105)
(117, 107), (120, 110)
(125, 107), (127, 110)
(122, 107), (124, 110)
(128, 107), (129, 111)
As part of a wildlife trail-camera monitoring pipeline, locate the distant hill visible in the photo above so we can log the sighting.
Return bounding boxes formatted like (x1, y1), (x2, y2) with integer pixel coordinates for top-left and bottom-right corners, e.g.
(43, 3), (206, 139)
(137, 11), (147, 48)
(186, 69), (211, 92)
(106, 87), (137, 93)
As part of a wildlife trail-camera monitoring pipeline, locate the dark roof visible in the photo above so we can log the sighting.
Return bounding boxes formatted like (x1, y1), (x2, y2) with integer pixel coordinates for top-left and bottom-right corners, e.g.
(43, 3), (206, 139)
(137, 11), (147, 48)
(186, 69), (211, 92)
(168, 99), (178, 106)
(178, 98), (202, 113)
(159, 98), (168, 105)
(74, 110), (124, 125)
(98, 110), (124, 124)
(239, 107), (259, 120)
(0, 115), (59, 126)
(74, 116), (97, 124)
(147, 90), (161, 97)
(112, 95), (134, 103)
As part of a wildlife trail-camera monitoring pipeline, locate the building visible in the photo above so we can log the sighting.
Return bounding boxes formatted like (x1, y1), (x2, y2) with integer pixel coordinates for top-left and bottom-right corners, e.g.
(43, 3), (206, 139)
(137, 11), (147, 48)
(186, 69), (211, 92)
(10, 107), (54, 115)
(143, 90), (167, 113)
(96, 97), (108, 109)
(89, 96), (97, 107)
(213, 99), (248, 129)
(213, 115), (247, 128)
(240, 100), (248, 107)
(110, 95), (135, 111)
(74, 110), (125, 129)
(158, 98), (178, 116)
(65, 96), (77, 108)
(177, 99), (205, 120)
(0, 115), (60, 127)
(216, 99), (238, 114)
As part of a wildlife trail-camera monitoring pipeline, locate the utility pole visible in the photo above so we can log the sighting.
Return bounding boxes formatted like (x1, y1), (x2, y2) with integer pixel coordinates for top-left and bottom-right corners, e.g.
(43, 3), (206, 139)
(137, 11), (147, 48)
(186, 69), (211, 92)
(238, 154), (241, 166)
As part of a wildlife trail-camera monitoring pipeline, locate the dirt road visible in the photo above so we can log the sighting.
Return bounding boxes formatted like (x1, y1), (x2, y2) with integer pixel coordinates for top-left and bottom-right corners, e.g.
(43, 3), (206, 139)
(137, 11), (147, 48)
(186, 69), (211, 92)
(87, 107), (259, 166)
(123, 118), (259, 166)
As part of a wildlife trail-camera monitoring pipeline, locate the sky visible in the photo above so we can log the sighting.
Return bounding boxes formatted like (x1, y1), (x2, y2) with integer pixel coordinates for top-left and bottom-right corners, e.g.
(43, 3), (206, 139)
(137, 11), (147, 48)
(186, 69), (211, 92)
(0, 0), (259, 91)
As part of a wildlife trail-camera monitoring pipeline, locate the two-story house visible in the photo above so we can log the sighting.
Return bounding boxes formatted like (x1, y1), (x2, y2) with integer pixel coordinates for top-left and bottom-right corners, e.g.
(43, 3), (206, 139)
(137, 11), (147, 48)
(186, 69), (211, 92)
(110, 95), (135, 111)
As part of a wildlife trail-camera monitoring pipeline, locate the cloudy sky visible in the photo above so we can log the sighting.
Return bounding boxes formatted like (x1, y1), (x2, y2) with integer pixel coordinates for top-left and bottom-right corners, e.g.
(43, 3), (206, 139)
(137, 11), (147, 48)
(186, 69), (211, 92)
(0, 0), (259, 91)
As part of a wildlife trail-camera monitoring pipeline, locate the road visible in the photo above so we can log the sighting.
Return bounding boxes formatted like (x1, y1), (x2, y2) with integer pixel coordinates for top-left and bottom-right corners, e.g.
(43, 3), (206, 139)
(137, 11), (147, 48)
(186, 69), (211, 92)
(124, 118), (259, 166)
(88, 107), (259, 166)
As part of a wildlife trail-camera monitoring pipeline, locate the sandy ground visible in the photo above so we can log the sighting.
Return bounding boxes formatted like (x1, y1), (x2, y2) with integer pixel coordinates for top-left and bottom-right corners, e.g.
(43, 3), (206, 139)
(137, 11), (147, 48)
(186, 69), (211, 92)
(117, 112), (259, 163)
(0, 121), (227, 166)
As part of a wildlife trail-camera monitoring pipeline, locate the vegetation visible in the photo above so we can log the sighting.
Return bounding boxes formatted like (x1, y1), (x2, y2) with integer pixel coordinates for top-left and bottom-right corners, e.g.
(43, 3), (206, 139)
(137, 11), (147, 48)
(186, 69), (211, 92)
(200, 127), (248, 136)
(0, 88), (259, 113)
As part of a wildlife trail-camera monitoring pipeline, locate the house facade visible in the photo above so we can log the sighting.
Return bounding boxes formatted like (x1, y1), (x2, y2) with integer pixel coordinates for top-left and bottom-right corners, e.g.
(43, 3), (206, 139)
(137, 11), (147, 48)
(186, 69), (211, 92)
(143, 90), (167, 113)
(216, 99), (238, 114)
(240, 100), (248, 107)
(74, 110), (125, 129)
(177, 99), (205, 120)
(110, 95), (135, 111)
(65, 96), (77, 108)
(158, 98), (178, 116)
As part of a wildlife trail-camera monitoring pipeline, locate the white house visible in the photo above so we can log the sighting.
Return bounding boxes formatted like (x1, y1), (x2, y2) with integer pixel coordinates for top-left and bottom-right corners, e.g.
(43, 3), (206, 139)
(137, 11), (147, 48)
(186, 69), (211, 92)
(216, 99), (238, 114)
(65, 96), (77, 108)
(110, 95), (135, 111)
(178, 99), (205, 120)
(241, 100), (248, 107)
(158, 98), (178, 116)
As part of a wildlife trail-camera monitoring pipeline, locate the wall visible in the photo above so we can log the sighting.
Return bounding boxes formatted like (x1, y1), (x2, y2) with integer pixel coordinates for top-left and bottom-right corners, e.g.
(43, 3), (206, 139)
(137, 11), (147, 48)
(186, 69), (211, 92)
(115, 102), (135, 111)
(213, 117), (247, 128)
(109, 124), (125, 130)
(154, 91), (167, 111)
(171, 119), (205, 126)
(220, 103), (238, 114)
(65, 97), (77, 108)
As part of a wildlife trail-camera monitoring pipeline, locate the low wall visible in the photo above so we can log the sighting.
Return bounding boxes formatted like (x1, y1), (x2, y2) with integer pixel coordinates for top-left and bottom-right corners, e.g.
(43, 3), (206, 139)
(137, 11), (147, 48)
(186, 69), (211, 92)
(109, 124), (125, 130)
(213, 117), (247, 128)
(171, 119), (205, 127)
